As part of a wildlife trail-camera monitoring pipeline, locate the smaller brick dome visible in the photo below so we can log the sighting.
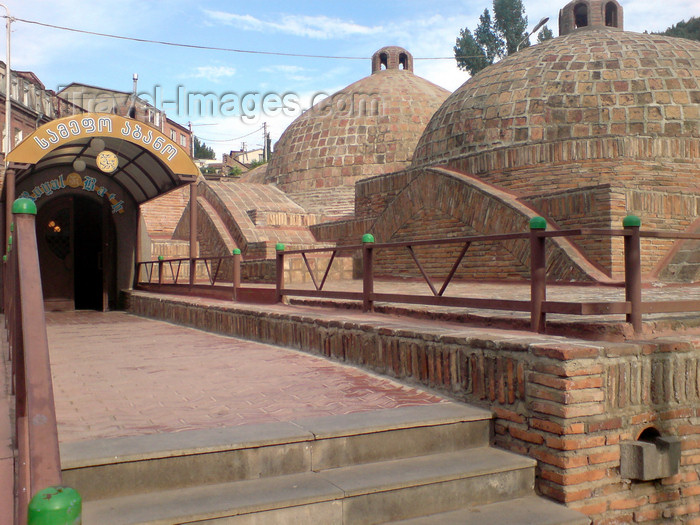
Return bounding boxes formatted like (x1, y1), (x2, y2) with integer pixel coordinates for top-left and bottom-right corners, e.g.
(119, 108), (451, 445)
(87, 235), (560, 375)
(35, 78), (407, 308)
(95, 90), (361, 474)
(265, 47), (450, 201)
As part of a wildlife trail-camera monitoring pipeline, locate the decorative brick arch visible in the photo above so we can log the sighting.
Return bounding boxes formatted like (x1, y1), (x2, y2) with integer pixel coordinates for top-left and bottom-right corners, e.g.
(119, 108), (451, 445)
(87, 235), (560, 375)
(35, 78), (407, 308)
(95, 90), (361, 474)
(370, 167), (609, 282)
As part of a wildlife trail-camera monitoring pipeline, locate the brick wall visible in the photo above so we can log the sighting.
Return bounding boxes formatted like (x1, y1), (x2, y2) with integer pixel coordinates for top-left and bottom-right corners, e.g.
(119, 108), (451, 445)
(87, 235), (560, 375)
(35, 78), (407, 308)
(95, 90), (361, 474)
(127, 292), (700, 524)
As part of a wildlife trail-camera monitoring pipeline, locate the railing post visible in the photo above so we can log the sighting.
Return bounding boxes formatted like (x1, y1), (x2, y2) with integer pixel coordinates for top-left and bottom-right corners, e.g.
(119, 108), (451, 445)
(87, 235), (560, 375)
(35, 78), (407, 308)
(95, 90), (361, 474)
(275, 244), (285, 303)
(362, 234), (375, 312)
(623, 215), (642, 334)
(529, 217), (547, 333)
(232, 249), (241, 300)
(11, 198), (66, 521)
(28, 486), (81, 525)
(157, 256), (164, 285)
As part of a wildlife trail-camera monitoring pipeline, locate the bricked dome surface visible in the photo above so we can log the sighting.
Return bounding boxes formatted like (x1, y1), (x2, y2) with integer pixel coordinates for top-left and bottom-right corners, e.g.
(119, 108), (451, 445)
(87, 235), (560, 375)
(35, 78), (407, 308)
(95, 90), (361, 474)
(413, 28), (700, 170)
(265, 48), (449, 216)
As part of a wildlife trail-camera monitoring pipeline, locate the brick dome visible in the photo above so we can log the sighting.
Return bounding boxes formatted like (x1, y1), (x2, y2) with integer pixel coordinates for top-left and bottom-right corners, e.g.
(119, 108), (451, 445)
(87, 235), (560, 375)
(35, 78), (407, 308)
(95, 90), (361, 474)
(413, 28), (700, 171)
(265, 47), (450, 198)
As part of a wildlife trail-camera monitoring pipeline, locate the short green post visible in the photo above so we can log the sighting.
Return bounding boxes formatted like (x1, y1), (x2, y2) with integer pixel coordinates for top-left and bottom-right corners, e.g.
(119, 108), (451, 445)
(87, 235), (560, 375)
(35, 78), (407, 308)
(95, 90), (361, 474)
(529, 217), (547, 333)
(362, 234), (375, 312)
(157, 256), (165, 285)
(28, 486), (81, 525)
(275, 243), (285, 303)
(232, 249), (241, 299)
(623, 215), (642, 333)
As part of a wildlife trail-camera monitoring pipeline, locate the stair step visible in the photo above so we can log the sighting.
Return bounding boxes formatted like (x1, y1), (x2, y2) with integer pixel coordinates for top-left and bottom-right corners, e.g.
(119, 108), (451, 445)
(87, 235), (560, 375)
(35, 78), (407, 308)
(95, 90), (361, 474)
(82, 448), (535, 525)
(386, 496), (591, 525)
(61, 403), (492, 500)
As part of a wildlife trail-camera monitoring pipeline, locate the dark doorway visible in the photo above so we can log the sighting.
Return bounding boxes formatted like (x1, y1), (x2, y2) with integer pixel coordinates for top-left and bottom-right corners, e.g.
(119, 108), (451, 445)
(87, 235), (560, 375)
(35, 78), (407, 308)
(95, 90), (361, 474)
(74, 198), (103, 309)
(37, 195), (114, 311)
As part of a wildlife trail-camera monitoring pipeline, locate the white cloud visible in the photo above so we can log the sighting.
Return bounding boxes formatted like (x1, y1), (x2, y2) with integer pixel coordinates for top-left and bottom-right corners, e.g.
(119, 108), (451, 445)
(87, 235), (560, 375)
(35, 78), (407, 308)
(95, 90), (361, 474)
(203, 10), (383, 40)
(188, 66), (237, 82)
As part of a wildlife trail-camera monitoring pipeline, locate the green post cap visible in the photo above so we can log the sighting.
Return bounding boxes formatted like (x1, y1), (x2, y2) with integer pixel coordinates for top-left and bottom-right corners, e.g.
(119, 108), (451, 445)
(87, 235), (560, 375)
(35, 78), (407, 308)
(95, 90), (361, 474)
(275, 243), (285, 252)
(28, 486), (82, 525)
(157, 255), (164, 261)
(362, 233), (375, 243)
(7, 235), (12, 246)
(623, 215), (641, 227)
(2, 255), (6, 262)
(529, 217), (547, 230)
(12, 197), (37, 215)
(9, 222), (13, 232)
(232, 248), (241, 255)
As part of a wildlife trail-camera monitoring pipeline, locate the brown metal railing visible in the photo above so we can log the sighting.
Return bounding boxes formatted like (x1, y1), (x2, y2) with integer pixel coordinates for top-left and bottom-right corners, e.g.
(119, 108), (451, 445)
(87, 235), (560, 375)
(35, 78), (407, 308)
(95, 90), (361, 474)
(135, 251), (243, 301)
(134, 218), (700, 335)
(274, 219), (700, 335)
(3, 198), (62, 523)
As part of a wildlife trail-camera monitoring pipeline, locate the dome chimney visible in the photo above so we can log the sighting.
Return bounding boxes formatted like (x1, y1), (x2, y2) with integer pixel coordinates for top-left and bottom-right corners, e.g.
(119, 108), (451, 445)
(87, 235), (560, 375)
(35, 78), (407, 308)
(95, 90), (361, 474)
(371, 46), (413, 74)
(559, 0), (624, 35)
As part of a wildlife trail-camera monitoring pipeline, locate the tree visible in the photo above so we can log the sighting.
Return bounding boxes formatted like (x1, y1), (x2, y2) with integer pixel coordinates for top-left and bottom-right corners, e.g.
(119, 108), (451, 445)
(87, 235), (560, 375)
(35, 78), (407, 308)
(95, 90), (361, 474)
(455, 0), (536, 76)
(193, 136), (215, 160)
(657, 17), (700, 42)
(537, 25), (554, 44)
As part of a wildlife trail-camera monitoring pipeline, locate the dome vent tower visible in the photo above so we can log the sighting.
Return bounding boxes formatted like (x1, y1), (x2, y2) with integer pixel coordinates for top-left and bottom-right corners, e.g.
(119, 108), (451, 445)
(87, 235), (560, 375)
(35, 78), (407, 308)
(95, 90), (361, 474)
(559, 0), (623, 35)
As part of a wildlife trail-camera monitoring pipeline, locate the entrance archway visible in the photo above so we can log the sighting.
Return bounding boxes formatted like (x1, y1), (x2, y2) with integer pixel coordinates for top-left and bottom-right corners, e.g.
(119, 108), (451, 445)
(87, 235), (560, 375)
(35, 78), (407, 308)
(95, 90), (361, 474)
(4, 113), (200, 311)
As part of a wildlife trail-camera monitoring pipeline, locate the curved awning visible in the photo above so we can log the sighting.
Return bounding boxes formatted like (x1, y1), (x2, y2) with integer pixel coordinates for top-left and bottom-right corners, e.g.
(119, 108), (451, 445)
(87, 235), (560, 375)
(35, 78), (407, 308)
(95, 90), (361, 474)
(6, 113), (198, 204)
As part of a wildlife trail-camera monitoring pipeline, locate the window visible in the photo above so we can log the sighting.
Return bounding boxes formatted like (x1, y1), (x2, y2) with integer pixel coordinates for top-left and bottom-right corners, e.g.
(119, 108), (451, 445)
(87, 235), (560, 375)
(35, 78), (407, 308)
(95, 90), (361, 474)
(13, 127), (22, 146)
(379, 53), (388, 70)
(605, 2), (618, 27)
(399, 53), (408, 70)
(180, 134), (187, 147)
(170, 129), (177, 141)
(574, 3), (588, 28)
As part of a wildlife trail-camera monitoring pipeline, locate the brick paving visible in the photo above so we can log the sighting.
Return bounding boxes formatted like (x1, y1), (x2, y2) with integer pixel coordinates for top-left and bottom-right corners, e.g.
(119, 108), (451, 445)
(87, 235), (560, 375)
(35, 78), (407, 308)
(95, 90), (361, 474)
(37, 278), (700, 446)
(46, 311), (445, 445)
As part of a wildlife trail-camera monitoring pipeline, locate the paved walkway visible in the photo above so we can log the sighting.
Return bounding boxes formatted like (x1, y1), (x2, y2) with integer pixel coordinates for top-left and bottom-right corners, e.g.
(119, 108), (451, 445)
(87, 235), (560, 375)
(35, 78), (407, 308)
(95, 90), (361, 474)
(41, 278), (700, 445)
(46, 311), (445, 444)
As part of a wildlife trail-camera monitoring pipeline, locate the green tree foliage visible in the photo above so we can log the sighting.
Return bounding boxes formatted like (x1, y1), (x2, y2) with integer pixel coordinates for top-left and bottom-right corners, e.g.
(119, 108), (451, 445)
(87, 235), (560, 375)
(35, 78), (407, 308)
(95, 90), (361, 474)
(249, 158), (268, 169)
(657, 17), (700, 42)
(454, 0), (529, 76)
(537, 25), (554, 44)
(193, 136), (215, 160)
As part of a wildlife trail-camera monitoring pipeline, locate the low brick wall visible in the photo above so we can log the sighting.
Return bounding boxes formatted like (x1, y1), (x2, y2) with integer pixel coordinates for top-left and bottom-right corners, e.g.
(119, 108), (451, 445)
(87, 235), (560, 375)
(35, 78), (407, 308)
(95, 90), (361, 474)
(125, 291), (700, 524)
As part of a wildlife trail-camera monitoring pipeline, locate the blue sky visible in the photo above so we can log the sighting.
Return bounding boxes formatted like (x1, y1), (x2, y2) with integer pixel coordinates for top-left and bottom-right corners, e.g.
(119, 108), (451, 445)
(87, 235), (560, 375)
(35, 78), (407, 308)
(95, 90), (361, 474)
(4, 0), (698, 157)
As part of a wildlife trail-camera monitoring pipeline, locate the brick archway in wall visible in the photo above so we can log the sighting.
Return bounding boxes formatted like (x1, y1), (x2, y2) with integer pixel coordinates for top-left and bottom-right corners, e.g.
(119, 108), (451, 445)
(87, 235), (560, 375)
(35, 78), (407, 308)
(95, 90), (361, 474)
(369, 167), (608, 282)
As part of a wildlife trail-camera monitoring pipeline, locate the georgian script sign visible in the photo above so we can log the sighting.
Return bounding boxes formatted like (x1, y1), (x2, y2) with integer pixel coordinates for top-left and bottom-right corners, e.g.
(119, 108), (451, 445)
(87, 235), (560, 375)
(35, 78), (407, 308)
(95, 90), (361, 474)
(18, 172), (126, 214)
(7, 113), (199, 178)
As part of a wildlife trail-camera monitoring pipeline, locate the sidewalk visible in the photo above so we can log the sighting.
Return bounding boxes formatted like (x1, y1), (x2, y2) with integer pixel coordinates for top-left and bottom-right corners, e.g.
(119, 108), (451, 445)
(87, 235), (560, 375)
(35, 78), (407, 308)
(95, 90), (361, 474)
(46, 311), (445, 444)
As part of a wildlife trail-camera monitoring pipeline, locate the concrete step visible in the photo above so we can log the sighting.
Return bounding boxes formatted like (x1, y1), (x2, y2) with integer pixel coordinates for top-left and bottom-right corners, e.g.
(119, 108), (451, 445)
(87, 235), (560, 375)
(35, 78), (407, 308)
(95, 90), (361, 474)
(81, 447), (535, 524)
(61, 402), (492, 500)
(387, 496), (590, 525)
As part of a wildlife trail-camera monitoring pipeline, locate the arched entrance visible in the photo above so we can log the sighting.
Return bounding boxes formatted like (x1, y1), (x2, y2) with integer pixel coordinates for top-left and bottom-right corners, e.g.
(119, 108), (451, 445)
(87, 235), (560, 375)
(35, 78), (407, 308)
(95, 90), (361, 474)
(4, 113), (200, 311)
(37, 195), (116, 311)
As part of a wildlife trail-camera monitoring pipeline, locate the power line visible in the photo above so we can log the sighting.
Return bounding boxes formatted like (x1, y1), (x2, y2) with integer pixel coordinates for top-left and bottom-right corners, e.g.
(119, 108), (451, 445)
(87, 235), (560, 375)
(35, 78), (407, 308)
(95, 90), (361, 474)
(197, 125), (264, 143)
(5, 15), (478, 61)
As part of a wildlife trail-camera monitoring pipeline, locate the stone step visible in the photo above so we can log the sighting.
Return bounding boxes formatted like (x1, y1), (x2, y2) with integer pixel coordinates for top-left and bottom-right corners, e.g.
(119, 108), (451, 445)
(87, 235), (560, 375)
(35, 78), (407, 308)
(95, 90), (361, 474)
(81, 447), (535, 524)
(61, 403), (492, 501)
(386, 496), (591, 525)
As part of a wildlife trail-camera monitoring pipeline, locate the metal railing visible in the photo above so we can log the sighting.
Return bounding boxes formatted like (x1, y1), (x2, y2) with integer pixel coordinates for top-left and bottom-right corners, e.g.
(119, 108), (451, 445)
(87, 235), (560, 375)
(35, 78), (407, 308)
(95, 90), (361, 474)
(135, 250), (243, 301)
(274, 218), (700, 334)
(3, 198), (64, 523)
(134, 217), (700, 335)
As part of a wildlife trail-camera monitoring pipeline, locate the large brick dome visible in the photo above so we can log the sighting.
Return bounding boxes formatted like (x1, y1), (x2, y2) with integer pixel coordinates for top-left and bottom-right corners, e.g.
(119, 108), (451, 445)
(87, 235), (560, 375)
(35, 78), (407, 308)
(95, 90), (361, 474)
(410, 25), (700, 281)
(413, 28), (700, 172)
(265, 47), (450, 205)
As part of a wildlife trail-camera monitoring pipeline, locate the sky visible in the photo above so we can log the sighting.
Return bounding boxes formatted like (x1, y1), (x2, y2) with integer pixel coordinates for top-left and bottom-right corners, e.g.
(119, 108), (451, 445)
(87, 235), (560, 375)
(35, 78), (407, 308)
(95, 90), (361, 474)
(3, 0), (698, 158)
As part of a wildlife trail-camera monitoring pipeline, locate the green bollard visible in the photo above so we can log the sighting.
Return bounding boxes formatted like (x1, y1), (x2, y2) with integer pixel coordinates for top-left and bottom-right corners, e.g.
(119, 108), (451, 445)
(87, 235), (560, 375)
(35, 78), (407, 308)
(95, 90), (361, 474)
(28, 486), (81, 525)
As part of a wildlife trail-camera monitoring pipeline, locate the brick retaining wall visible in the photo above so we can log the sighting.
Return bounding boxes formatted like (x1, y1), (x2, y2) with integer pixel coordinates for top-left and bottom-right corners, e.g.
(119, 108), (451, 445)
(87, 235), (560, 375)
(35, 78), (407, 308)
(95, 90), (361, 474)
(126, 291), (700, 524)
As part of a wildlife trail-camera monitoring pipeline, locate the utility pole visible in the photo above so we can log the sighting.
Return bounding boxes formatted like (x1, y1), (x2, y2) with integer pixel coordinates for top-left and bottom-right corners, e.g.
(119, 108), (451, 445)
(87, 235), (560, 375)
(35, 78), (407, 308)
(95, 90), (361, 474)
(0, 4), (12, 157)
(262, 122), (267, 162)
(188, 121), (195, 158)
